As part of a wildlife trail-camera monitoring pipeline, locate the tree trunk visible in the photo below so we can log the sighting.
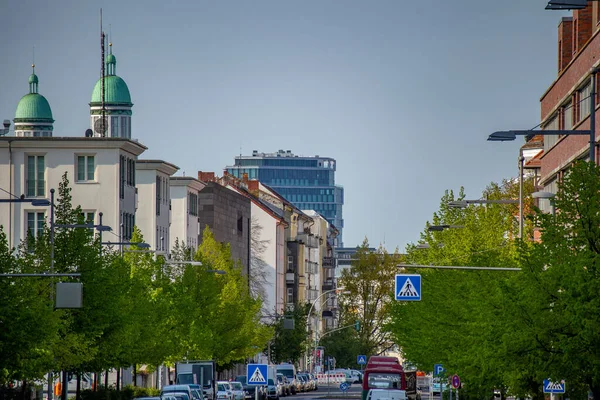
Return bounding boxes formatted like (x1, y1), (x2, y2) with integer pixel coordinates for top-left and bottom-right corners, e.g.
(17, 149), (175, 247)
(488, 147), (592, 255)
(116, 368), (121, 391)
(76, 372), (81, 400)
(133, 365), (137, 387)
(104, 370), (108, 388)
(591, 385), (600, 400)
(21, 379), (27, 400)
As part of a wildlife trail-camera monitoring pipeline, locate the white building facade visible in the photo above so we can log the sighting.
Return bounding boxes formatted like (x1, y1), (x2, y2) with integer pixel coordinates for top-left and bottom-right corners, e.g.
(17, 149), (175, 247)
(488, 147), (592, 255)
(169, 176), (205, 252)
(0, 137), (146, 249)
(135, 160), (179, 254)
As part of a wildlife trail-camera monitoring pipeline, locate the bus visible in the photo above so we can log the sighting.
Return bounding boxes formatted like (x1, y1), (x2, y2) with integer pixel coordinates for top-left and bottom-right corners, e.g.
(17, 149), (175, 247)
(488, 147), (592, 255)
(361, 356), (406, 400)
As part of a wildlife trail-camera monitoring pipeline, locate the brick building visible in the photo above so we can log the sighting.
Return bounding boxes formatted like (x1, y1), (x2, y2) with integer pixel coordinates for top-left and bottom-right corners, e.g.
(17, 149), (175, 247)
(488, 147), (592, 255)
(197, 181), (251, 275)
(534, 2), (600, 205)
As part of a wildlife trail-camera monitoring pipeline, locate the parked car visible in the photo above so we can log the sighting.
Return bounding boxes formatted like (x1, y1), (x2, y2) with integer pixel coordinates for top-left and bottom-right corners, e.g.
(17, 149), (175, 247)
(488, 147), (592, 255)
(162, 386), (197, 400)
(276, 374), (290, 396)
(217, 382), (234, 400)
(265, 378), (280, 400)
(235, 376), (265, 400)
(229, 382), (245, 400)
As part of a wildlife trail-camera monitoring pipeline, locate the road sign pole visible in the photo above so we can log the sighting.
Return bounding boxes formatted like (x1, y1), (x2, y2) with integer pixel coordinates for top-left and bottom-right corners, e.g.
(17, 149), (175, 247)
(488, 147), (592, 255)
(255, 386), (258, 400)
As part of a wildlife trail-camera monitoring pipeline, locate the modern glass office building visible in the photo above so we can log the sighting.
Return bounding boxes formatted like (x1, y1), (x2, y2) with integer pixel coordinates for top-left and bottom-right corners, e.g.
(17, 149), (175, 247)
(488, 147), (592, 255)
(225, 149), (344, 245)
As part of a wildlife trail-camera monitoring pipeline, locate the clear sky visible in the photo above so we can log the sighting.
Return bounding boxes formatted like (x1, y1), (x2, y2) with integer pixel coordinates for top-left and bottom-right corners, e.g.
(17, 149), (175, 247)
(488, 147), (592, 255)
(0, 1), (568, 251)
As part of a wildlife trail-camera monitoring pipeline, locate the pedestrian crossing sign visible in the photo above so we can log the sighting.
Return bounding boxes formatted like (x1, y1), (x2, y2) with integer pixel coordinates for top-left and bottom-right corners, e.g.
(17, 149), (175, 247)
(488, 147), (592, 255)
(357, 355), (367, 365)
(247, 364), (268, 385)
(395, 274), (421, 301)
(543, 379), (565, 394)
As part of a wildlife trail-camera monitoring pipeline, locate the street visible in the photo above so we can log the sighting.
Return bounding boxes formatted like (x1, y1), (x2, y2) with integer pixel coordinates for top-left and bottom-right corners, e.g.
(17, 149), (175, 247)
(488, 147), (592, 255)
(289, 382), (361, 400)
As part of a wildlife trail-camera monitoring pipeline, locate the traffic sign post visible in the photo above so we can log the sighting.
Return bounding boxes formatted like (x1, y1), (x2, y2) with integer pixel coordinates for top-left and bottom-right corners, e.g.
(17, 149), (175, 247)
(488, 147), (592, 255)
(248, 364), (268, 400)
(357, 355), (367, 365)
(395, 274), (421, 301)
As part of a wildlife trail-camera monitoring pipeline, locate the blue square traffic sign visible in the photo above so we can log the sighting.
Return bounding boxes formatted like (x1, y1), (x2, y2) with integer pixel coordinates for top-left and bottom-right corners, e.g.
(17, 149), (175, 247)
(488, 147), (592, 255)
(434, 364), (445, 376)
(395, 274), (421, 301)
(247, 364), (268, 385)
(543, 379), (565, 394)
(357, 355), (367, 365)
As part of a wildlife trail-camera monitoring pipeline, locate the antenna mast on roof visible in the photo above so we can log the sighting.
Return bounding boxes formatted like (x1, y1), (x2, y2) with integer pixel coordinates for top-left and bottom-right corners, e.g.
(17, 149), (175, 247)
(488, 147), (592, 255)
(100, 9), (106, 137)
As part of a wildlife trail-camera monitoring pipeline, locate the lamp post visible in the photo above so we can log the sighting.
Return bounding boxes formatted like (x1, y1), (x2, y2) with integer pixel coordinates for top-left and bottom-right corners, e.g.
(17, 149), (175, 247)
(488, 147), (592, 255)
(448, 198), (523, 238)
(427, 225), (464, 232)
(306, 288), (350, 372)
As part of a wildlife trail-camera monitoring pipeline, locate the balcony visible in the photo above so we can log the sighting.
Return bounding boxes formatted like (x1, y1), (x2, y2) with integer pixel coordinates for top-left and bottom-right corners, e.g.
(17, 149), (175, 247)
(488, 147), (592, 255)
(322, 256), (336, 268)
(286, 272), (295, 283)
(322, 278), (335, 291)
(298, 233), (319, 249)
(305, 260), (319, 274)
(323, 297), (338, 310)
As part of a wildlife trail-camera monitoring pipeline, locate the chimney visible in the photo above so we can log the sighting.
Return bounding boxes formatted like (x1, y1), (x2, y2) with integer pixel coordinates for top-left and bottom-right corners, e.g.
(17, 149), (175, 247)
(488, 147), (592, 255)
(558, 17), (573, 73)
(573, 5), (592, 55)
(198, 171), (216, 182)
(242, 173), (249, 184)
(248, 180), (259, 193)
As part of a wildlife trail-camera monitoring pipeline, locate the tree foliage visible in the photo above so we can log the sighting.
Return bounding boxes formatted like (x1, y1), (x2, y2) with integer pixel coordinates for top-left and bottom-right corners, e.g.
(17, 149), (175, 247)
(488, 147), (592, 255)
(269, 304), (309, 364)
(338, 240), (400, 357)
(0, 174), (270, 386)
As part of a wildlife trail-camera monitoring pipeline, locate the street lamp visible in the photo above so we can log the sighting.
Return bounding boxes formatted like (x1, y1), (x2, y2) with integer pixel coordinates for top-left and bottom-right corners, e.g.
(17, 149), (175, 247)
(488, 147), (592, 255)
(545, 0), (587, 10)
(532, 191), (557, 215)
(427, 225), (464, 232)
(306, 287), (350, 372)
(448, 198), (524, 238)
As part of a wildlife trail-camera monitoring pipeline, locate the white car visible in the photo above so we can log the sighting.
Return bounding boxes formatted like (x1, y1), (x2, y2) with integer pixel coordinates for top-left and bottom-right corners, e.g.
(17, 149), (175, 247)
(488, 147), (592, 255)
(229, 381), (245, 400)
(367, 389), (407, 400)
(217, 382), (234, 400)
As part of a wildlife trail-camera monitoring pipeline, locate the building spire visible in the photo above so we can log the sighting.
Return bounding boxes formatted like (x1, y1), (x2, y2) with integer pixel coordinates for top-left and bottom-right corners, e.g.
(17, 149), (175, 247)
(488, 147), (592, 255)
(28, 63), (39, 94)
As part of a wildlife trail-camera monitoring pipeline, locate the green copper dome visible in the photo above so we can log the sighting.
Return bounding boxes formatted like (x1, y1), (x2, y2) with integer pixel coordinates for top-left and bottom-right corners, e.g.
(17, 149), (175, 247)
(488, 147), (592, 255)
(90, 50), (132, 106)
(15, 93), (54, 121)
(28, 74), (39, 84)
(90, 76), (132, 105)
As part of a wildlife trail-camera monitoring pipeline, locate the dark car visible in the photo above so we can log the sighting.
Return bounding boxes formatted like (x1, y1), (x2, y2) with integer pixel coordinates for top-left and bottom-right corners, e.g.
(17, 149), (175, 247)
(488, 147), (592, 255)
(235, 376), (265, 400)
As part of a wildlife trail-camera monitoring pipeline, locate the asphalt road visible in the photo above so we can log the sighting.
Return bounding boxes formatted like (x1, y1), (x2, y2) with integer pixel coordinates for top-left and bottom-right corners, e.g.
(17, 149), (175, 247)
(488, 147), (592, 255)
(286, 383), (361, 400)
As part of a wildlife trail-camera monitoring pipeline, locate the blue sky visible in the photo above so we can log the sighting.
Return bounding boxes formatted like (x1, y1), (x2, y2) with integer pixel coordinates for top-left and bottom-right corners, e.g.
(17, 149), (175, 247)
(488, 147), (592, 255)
(0, 1), (567, 250)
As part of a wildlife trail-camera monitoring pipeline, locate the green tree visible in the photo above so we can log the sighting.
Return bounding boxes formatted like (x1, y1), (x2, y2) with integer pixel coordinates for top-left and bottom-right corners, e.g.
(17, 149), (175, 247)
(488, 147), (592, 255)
(513, 161), (600, 399)
(387, 184), (527, 399)
(338, 239), (400, 357)
(269, 304), (309, 364)
(0, 226), (58, 384)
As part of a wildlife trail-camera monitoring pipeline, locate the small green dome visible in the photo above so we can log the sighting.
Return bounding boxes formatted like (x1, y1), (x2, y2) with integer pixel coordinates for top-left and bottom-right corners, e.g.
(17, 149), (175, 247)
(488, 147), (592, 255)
(15, 93), (54, 121)
(106, 54), (116, 64)
(90, 76), (132, 106)
(28, 74), (39, 84)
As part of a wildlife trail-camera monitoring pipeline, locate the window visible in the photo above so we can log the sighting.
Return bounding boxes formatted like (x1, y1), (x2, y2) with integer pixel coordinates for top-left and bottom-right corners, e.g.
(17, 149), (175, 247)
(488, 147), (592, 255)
(80, 211), (95, 223)
(579, 82), (591, 122)
(188, 192), (198, 216)
(237, 215), (243, 233)
(563, 100), (573, 130)
(543, 114), (559, 153)
(26, 155), (45, 197)
(121, 116), (130, 139)
(77, 155), (95, 182)
(287, 256), (294, 272)
(286, 288), (294, 304)
(156, 176), (161, 216)
(27, 211), (45, 238)
(111, 116), (120, 137)
(119, 156), (125, 199)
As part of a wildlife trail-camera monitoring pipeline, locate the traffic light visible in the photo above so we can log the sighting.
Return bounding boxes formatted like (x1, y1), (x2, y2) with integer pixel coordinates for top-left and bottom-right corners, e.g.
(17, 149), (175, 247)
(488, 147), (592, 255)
(54, 382), (62, 396)
(355, 320), (360, 331)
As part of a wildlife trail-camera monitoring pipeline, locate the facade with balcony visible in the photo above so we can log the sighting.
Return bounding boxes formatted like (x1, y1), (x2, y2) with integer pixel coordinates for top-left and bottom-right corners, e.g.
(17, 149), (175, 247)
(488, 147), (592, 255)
(0, 137), (146, 249)
(135, 160), (179, 255)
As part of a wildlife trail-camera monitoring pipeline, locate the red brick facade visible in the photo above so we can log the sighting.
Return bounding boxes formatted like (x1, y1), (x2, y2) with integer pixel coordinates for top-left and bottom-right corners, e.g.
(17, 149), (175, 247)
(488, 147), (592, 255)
(538, 2), (600, 183)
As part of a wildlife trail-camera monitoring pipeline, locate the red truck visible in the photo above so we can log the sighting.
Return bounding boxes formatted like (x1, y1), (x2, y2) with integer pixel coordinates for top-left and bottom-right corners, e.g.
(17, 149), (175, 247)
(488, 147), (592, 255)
(361, 357), (407, 400)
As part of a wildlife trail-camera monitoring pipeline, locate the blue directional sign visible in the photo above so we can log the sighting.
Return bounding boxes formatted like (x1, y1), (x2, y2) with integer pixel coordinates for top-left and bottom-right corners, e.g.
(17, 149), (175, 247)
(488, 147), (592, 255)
(357, 355), (367, 365)
(340, 383), (349, 392)
(543, 379), (565, 394)
(434, 364), (445, 376)
(395, 274), (421, 301)
(247, 364), (268, 385)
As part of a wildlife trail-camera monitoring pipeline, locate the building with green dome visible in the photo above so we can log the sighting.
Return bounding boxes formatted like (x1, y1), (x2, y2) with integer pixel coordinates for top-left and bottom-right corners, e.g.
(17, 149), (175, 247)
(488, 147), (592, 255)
(89, 43), (133, 138)
(14, 65), (54, 137)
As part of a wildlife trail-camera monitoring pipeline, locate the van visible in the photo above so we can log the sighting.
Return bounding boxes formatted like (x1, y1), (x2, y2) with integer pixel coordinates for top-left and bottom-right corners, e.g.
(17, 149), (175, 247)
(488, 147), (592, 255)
(275, 364), (297, 395)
